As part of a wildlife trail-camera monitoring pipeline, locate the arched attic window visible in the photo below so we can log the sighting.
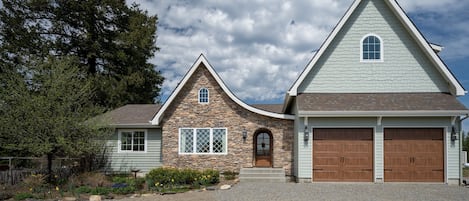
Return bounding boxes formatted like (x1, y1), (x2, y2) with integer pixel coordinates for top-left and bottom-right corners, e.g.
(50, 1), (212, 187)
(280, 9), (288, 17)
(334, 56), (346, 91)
(361, 34), (383, 62)
(198, 88), (209, 104)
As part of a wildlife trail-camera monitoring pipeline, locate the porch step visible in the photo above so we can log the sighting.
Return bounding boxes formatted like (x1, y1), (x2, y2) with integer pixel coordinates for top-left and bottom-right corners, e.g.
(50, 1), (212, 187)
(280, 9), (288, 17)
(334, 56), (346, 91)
(239, 168), (286, 183)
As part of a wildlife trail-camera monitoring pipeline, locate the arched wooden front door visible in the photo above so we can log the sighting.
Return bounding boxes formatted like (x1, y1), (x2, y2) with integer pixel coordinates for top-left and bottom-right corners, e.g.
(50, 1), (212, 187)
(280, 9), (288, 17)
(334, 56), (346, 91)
(254, 130), (272, 167)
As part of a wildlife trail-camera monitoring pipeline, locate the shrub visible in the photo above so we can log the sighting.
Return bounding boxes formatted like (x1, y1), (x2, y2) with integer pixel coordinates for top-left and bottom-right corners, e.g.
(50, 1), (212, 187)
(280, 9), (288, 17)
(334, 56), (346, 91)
(74, 186), (92, 194)
(21, 174), (47, 194)
(146, 167), (220, 192)
(14, 192), (34, 201)
(112, 186), (136, 194)
(222, 171), (238, 180)
(90, 187), (111, 195)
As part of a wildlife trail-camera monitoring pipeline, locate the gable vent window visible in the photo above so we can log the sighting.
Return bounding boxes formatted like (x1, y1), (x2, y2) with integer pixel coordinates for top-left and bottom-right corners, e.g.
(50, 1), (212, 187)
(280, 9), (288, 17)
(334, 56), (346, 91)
(198, 88), (209, 104)
(361, 34), (383, 62)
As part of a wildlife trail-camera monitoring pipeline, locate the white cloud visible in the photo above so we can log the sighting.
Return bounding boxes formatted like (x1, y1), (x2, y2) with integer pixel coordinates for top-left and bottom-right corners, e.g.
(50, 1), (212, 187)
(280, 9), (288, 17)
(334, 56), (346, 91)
(127, 0), (469, 104)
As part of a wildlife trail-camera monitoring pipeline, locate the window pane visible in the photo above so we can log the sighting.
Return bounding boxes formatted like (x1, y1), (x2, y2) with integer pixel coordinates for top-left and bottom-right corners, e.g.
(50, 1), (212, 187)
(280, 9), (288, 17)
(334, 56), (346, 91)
(196, 129), (210, 153)
(363, 36), (381, 60)
(180, 129), (194, 153)
(132, 131), (145, 151)
(213, 129), (226, 153)
(121, 132), (132, 151)
(199, 88), (209, 103)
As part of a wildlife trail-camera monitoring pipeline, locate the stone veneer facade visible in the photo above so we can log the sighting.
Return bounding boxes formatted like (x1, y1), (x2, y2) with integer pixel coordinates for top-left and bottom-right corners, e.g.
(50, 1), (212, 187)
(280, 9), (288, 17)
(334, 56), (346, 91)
(160, 63), (294, 175)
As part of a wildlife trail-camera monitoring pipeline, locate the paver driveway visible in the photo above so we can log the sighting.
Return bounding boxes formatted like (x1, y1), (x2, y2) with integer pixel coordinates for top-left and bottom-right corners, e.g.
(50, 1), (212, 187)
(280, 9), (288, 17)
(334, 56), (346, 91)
(214, 183), (469, 201)
(118, 182), (469, 201)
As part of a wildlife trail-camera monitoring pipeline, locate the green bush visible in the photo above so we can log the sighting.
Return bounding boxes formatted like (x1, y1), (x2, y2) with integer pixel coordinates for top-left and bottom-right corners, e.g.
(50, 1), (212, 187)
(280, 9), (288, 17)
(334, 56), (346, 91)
(74, 186), (92, 194)
(90, 187), (111, 195)
(14, 192), (34, 201)
(222, 171), (238, 180)
(112, 186), (136, 194)
(146, 167), (220, 192)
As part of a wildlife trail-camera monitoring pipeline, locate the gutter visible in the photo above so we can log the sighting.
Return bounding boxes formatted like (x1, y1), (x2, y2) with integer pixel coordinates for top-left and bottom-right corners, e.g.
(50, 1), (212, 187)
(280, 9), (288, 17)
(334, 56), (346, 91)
(460, 115), (469, 185)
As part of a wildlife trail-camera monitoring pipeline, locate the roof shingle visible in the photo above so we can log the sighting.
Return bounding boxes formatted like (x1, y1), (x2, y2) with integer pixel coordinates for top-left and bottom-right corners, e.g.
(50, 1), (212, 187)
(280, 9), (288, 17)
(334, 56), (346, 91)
(297, 93), (468, 111)
(99, 104), (161, 125)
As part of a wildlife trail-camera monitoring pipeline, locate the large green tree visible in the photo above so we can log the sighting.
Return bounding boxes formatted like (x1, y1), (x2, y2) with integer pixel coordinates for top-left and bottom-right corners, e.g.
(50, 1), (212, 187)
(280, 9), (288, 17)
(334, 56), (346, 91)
(0, 56), (111, 180)
(0, 0), (164, 108)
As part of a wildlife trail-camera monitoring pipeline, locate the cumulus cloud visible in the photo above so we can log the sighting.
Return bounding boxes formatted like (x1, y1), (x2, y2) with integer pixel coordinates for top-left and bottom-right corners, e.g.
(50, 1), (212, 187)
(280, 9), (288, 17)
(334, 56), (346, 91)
(126, 0), (469, 104)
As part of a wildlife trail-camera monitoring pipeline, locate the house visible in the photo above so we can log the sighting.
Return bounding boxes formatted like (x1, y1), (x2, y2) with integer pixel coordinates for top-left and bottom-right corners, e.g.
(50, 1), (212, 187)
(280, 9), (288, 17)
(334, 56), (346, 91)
(101, 0), (469, 184)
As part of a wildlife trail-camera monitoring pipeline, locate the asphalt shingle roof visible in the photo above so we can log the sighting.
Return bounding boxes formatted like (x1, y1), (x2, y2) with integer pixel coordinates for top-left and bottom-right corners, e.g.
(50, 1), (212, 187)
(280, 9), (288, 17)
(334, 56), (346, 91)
(100, 104), (161, 125)
(297, 93), (468, 111)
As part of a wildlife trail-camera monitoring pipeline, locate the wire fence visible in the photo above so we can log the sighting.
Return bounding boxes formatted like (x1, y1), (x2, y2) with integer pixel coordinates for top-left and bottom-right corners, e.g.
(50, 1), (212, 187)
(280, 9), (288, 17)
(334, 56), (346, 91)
(0, 157), (84, 185)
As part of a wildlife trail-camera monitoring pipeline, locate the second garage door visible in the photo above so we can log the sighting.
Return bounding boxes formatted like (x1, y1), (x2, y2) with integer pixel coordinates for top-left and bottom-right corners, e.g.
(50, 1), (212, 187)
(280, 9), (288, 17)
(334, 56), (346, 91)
(313, 128), (373, 182)
(384, 128), (444, 182)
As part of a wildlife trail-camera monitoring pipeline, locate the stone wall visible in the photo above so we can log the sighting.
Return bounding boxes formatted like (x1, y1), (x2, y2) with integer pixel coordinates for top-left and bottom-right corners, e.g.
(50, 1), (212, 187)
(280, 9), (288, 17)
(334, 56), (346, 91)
(161, 63), (294, 175)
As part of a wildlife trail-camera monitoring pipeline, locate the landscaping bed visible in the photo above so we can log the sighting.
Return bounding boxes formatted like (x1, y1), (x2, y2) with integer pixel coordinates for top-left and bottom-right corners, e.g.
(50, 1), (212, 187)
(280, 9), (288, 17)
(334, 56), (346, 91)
(0, 167), (239, 200)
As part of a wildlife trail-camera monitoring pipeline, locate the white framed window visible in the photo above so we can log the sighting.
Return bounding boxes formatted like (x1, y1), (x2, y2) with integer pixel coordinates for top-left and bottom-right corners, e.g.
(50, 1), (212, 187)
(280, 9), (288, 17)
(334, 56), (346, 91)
(361, 34), (383, 62)
(179, 128), (227, 154)
(118, 129), (147, 152)
(198, 88), (209, 104)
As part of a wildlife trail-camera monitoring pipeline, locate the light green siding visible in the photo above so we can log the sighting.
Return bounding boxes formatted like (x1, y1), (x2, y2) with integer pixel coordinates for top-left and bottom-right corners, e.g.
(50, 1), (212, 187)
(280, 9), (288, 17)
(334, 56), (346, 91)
(298, 0), (449, 93)
(297, 117), (312, 181)
(105, 128), (162, 173)
(295, 117), (459, 183)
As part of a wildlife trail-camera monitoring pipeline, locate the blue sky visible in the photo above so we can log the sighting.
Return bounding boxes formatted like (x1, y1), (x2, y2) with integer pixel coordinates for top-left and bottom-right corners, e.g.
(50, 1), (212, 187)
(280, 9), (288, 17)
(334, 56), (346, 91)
(131, 0), (468, 131)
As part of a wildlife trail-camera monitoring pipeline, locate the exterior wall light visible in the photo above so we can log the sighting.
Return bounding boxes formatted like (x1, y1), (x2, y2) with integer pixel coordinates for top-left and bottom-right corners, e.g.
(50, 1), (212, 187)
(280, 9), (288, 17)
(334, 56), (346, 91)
(451, 126), (458, 141)
(242, 129), (248, 142)
(304, 126), (309, 141)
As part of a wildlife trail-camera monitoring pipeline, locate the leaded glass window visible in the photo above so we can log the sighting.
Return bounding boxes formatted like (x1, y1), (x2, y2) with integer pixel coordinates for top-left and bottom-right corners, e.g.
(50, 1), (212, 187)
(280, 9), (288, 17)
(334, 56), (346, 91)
(179, 128), (227, 154)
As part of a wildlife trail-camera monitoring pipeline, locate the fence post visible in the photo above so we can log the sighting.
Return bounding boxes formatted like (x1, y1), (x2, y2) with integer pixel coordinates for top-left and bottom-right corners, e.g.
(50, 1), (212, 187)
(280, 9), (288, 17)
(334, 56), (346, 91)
(8, 157), (12, 185)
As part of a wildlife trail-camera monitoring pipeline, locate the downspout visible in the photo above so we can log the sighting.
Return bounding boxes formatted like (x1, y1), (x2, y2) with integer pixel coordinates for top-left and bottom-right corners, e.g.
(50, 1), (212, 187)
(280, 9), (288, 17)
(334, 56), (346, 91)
(459, 115), (469, 185)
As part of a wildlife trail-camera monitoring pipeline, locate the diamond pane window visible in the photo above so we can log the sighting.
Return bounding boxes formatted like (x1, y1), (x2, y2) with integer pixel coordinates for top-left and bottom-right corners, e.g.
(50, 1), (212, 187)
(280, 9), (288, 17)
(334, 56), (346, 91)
(361, 35), (382, 61)
(196, 129), (211, 153)
(213, 129), (226, 153)
(179, 128), (227, 154)
(180, 129), (194, 153)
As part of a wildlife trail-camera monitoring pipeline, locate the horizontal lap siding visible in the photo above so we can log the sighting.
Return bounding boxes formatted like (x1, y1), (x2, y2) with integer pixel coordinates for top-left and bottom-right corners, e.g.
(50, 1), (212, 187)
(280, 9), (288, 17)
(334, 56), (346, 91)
(298, 0), (448, 94)
(106, 128), (162, 173)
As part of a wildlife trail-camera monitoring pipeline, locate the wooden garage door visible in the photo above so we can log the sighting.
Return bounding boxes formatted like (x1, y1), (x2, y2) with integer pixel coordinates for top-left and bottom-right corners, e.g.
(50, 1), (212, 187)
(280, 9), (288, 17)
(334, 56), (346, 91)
(313, 128), (373, 182)
(384, 128), (444, 182)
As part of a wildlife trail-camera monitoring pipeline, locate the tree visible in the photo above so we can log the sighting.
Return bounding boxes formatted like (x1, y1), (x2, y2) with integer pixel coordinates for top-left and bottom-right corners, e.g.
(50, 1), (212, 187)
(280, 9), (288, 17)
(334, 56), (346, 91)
(0, 0), (164, 108)
(0, 56), (111, 181)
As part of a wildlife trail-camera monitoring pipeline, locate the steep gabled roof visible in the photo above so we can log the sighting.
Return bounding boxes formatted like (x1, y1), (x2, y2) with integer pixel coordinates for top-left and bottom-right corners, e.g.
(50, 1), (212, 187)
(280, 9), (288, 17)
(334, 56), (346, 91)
(288, 0), (466, 97)
(151, 54), (294, 125)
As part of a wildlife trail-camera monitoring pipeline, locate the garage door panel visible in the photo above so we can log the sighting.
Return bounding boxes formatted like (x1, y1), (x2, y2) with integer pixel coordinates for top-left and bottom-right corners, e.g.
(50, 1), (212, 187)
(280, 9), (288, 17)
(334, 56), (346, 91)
(385, 156), (411, 169)
(313, 156), (341, 169)
(313, 170), (341, 182)
(413, 169), (443, 182)
(384, 169), (412, 182)
(384, 128), (444, 182)
(313, 128), (373, 182)
(343, 169), (373, 182)
(384, 141), (412, 153)
(314, 141), (341, 154)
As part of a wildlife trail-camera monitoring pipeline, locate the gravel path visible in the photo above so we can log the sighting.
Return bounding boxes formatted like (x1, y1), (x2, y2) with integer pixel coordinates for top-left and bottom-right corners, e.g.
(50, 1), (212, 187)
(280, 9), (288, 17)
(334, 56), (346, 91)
(116, 183), (469, 201)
